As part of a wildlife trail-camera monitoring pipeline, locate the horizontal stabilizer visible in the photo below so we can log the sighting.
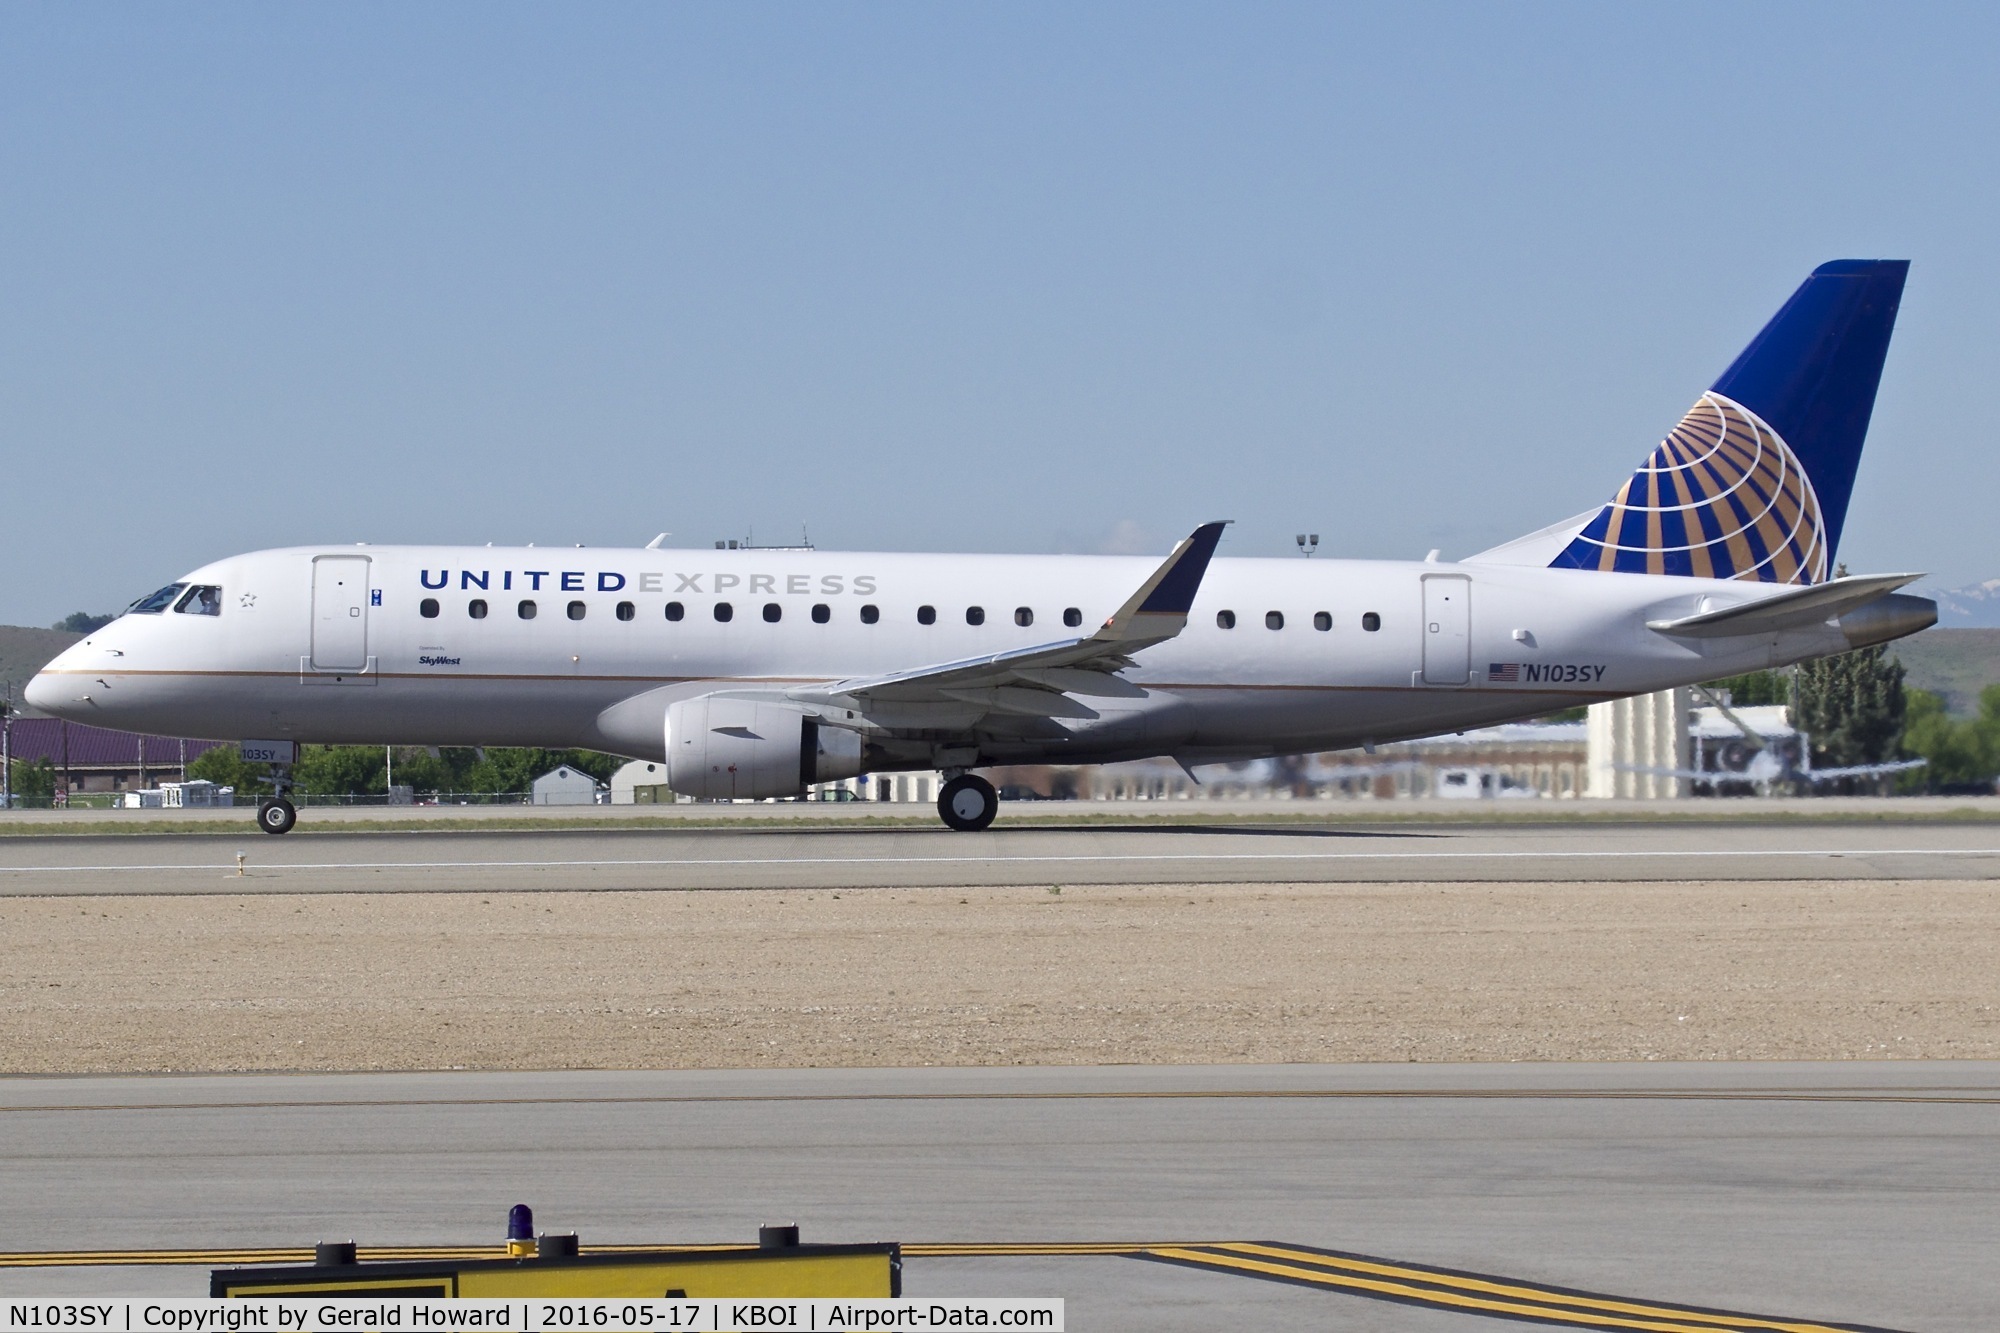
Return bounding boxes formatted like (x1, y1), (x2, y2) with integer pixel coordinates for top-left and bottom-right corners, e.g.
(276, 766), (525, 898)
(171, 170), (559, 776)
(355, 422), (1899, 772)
(1646, 572), (1922, 638)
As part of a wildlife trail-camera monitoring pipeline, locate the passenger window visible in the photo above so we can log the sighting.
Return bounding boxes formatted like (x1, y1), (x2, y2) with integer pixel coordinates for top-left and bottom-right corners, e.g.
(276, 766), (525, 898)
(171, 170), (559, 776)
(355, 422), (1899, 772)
(567, 601), (586, 621)
(966, 606), (984, 626)
(1063, 608), (1082, 628)
(1313, 611), (1331, 632)
(1015, 607), (1033, 627)
(127, 584), (186, 615)
(917, 605), (936, 625)
(1266, 611), (1284, 630)
(763, 602), (782, 623)
(811, 603), (830, 624)
(518, 600), (537, 620)
(1363, 612), (1381, 632)
(860, 604), (880, 624)
(174, 585), (223, 616)
(715, 602), (734, 622)
(1216, 610), (1236, 629)
(615, 601), (635, 621)
(420, 598), (440, 619)
(665, 601), (684, 621)
(469, 599), (488, 620)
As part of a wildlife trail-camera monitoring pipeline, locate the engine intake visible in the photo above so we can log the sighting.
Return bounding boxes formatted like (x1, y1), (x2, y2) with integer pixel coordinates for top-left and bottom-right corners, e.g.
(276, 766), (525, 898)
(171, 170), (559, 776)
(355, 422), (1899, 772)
(665, 695), (864, 800)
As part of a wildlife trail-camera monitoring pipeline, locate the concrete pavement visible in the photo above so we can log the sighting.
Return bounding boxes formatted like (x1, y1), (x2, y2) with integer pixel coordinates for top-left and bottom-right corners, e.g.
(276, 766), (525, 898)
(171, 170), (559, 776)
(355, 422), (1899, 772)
(2, 1063), (1994, 1330)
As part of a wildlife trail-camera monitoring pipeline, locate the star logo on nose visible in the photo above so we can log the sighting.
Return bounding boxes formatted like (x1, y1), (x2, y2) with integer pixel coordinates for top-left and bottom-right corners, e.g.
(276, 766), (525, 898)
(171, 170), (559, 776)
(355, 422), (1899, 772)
(238, 593), (257, 609)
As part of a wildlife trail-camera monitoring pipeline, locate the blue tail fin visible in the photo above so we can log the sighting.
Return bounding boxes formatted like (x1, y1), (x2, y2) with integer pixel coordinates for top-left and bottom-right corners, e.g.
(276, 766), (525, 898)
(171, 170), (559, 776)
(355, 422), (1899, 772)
(1550, 260), (1907, 584)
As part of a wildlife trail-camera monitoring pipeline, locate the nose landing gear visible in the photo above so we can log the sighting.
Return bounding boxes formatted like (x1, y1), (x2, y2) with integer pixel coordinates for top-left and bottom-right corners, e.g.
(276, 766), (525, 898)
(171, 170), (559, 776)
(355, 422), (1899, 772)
(257, 758), (298, 835)
(936, 773), (999, 832)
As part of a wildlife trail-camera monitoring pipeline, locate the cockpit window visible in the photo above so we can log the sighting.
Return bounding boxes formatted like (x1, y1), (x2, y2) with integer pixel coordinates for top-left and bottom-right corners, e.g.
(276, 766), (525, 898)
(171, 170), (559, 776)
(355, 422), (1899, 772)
(127, 584), (187, 615)
(174, 585), (223, 616)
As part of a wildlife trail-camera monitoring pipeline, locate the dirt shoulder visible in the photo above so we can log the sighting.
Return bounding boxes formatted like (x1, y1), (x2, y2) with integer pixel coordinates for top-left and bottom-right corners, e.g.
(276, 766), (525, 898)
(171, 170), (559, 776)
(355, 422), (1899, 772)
(4, 879), (1995, 1074)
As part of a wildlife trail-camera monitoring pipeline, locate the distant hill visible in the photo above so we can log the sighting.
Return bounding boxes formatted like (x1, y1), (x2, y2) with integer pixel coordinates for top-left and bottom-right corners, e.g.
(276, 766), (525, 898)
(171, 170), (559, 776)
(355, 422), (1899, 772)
(0, 624), (82, 715)
(1915, 579), (2000, 628)
(1890, 627), (2000, 717)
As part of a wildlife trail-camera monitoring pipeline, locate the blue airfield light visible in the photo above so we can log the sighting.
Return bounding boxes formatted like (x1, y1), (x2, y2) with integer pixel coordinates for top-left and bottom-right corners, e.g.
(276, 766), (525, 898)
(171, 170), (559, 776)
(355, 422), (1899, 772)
(507, 1203), (535, 1257)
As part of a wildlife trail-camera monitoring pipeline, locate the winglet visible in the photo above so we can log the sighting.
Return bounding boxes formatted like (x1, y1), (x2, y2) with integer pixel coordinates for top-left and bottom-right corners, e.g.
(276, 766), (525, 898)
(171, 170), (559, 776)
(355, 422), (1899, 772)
(1097, 521), (1230, 644)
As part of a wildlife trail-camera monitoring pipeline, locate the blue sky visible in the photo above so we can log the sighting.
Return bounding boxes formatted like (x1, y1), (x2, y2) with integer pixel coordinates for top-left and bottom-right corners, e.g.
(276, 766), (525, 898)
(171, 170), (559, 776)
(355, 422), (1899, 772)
(4, 3), (1997, 625)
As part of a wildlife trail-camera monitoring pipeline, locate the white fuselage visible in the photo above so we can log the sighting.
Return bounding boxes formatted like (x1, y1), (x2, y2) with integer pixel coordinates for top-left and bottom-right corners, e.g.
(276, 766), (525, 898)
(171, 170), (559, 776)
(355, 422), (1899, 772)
(27, 543), (1868, 772)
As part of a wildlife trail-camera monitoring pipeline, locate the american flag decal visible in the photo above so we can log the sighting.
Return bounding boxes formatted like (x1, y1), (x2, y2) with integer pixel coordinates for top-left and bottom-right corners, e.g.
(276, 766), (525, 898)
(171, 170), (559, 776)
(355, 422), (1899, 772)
(1488, 663), (1519, 682)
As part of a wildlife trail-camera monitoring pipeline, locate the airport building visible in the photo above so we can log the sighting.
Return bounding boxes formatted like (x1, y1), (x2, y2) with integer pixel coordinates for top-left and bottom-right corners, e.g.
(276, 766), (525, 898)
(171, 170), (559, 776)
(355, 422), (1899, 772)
(531, 764), (608, 805)
(982, 689), (1812, 802)
(1, 717), (221, 796)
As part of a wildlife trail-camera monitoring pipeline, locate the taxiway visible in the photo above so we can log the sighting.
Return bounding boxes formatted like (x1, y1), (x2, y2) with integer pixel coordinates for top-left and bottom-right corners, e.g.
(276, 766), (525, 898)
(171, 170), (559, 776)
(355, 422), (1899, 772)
(1, 1063), (1994, 1330)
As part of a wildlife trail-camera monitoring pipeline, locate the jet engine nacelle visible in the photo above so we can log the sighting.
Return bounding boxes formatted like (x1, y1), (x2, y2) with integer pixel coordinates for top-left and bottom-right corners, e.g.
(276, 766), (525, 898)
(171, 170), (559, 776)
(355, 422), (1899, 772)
(665, 694), (865, 800)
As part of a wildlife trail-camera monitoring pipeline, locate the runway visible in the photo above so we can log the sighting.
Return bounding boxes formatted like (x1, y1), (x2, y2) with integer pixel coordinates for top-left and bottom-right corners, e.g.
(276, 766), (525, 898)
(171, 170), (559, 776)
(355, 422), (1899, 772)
(1, 818), (1997, 894)
(1, 1063), (1994, 1330)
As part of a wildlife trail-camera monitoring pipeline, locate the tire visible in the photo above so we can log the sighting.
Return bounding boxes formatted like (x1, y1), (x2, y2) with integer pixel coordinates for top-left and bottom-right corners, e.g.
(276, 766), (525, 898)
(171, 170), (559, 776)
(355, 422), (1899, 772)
(258, 798), (297, 835)
(937, 774), (998, 832)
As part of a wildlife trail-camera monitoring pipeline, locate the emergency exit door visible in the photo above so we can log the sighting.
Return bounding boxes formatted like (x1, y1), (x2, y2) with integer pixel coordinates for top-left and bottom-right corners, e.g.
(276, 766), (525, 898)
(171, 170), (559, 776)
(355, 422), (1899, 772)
(310, 555), (371, 671)
(1421, 574), (1470, 686)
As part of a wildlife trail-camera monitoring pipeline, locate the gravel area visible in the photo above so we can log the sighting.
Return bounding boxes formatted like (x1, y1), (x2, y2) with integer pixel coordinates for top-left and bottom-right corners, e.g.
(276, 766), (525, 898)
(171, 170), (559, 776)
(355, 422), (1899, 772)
(3, 879), (1996, 1073)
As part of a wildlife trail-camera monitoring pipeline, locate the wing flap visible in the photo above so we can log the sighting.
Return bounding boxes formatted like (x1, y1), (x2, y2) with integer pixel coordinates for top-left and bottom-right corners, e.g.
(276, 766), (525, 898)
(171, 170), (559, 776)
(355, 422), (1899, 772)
(938, 686), (1101, 720)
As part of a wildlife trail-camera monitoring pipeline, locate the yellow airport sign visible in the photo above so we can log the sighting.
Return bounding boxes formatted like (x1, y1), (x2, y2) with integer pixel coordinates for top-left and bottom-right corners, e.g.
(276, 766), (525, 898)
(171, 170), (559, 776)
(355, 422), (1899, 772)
(212, 1246), (899, 1300)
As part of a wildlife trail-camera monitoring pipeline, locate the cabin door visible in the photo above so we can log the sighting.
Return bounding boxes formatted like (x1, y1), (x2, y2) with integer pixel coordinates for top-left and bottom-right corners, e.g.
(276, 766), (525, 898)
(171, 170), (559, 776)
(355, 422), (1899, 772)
(310, 555), (372, 671)
(1421, 574), (1470, 686)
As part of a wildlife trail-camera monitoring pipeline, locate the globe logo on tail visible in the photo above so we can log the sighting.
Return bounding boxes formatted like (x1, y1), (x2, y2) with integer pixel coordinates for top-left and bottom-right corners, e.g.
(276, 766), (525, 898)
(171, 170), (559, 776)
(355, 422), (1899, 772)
(1552, 392), (1829, 585)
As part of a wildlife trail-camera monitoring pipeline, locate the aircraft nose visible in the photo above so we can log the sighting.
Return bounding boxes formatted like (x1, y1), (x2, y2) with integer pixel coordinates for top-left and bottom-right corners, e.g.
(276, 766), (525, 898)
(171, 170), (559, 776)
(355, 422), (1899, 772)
(21, 642), (93, 718)
(21, 669), (60, 713)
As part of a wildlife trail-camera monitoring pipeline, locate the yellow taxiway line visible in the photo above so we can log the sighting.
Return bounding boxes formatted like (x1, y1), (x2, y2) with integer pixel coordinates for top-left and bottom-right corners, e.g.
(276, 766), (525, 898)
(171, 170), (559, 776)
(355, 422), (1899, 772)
(0, 1240), (1901, 1332)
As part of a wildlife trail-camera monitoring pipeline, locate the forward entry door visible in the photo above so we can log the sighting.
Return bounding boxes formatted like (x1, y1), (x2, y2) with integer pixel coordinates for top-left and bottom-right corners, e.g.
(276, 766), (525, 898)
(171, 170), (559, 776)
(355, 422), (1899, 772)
(310, 556), (371, 671)
(1421, 574), (1470, 686)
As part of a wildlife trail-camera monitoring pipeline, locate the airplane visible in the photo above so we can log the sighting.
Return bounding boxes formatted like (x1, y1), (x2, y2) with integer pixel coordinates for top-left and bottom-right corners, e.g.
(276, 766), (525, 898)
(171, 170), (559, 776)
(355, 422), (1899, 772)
(26, 259), (1937, 834)
(1621, 682), (1927, 795)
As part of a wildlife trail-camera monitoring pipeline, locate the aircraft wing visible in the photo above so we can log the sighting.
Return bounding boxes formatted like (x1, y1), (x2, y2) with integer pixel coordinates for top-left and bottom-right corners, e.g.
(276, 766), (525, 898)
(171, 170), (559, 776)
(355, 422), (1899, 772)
(1619, 760), (1928, 784)
(1613, 764), (1717, 781)
(1646, 572), (1924, 638)
(789, 521), (1229, 725)
(1798, 759), (1928, 782)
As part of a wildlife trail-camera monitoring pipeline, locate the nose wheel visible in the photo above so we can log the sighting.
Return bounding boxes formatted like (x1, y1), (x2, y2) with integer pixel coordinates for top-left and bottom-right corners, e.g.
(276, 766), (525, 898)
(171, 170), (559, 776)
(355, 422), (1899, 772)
(937, 774), (998, 832)
(257, 797), (297, 835)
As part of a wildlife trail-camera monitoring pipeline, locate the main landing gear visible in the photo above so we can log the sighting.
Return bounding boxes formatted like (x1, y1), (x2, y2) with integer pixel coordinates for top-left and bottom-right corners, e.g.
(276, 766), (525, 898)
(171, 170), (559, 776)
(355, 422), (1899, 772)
(937, 773), (999, 832)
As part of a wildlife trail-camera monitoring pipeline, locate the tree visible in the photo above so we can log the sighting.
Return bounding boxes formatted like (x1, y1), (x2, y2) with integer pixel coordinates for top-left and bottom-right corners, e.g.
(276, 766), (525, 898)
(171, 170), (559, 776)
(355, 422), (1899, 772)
(1901, 685), (2000, 792)
(293, 745), (386, 797)
(459, 747), (620, 795)
(187, 744), (273, 797)
(8, 757), (56, 805)
(1702, 670), (1790, 707)
(53, 612), (115, 634)
(1795, 645), (1907, 769)
(386, 747), (454, 794)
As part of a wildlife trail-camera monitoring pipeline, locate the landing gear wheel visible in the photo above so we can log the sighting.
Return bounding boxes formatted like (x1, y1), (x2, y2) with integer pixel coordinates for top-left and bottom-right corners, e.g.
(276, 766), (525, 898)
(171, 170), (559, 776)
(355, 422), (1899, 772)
(257, 798), (297, 836)
(937, 774), (998, 832)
